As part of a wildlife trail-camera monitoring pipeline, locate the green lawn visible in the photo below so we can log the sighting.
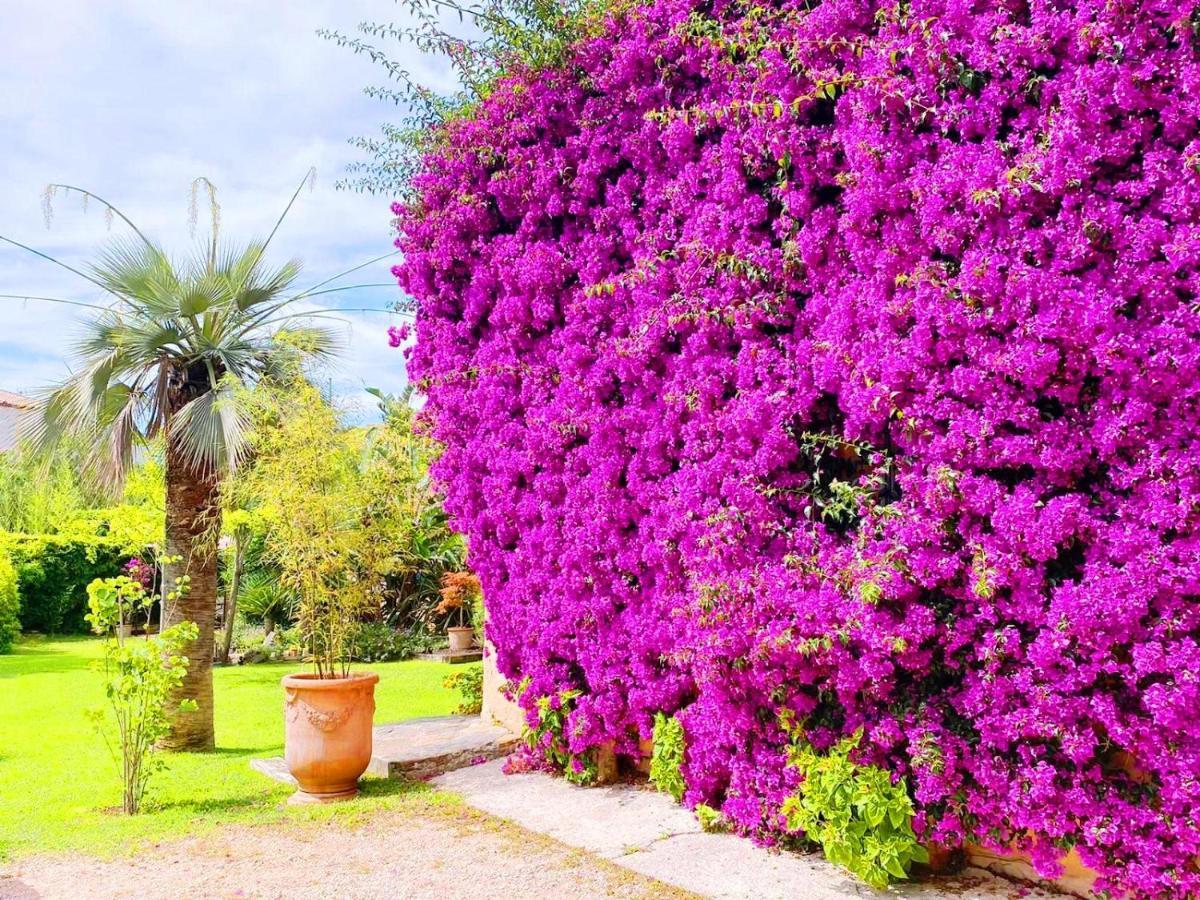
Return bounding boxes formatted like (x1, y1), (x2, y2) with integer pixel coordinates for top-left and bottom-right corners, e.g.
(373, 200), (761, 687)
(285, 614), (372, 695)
(0, 636), (463, 861)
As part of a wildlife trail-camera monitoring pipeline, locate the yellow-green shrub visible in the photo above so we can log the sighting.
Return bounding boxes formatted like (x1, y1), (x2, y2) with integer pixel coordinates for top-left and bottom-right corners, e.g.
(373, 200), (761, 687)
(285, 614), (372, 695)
(0, 551), (21, 653)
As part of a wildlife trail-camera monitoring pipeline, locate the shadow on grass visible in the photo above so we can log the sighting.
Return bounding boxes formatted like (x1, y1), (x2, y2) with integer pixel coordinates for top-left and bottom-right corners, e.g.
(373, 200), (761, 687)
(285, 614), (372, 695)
(356, 776), (435, 800)
(146, 773), (432, 817)
(187, 746), (277, 757)
(0, 640), (94, 678)
(145, 792), (278, 816)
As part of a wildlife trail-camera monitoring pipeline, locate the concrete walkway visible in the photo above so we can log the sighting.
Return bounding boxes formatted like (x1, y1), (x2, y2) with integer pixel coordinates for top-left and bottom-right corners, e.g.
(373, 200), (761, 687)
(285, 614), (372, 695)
(433, 760), (1056, 900)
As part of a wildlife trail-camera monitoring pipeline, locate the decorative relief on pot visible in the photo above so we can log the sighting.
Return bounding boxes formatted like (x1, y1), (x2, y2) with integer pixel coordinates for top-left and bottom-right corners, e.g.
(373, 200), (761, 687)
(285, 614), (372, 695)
(285, 690), (356, 732)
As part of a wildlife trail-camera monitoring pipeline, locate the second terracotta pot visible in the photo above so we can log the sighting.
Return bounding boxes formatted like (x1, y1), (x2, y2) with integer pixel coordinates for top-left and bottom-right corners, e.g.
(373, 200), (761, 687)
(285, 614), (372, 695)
(447, 625), (475, 652)
(282, 671), (378, 804)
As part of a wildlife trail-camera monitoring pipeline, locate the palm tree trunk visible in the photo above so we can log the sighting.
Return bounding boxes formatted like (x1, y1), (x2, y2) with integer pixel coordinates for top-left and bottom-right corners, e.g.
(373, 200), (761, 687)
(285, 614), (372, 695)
(159, 439), (219, 751)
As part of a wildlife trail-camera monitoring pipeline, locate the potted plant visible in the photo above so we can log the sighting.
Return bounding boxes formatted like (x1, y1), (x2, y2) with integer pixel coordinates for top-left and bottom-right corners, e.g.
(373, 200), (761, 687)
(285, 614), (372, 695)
(438, 571), (480, 652)
(234, 373), (377, 804)
(281, 641), (377, 804)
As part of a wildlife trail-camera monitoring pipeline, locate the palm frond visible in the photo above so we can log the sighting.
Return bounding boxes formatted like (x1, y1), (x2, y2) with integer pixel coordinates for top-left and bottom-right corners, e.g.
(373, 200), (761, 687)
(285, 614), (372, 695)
(120, 318), (188, 360)
(20, 360), (145, 493)
(74, 311), (129, 359)
(90, 239), (179, 315)
(274, 325), (344, 360)
(177, 275), (228, 318)
(83, 382), (145, 493)
(238, 570), (298, 623)
(168, 376), (252, 475)
(236, 257), (304, 312)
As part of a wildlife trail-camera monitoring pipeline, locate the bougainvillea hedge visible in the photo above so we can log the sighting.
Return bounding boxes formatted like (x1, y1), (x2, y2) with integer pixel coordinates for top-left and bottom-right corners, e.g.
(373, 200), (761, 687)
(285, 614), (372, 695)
(396, 1), (1200, 894)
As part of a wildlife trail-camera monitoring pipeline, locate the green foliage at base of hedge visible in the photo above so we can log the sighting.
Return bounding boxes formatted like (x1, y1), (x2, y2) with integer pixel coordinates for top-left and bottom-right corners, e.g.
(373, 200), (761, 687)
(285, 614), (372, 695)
(650, 712), (686, 803)
(0, 534), (138, 634)
(781, 730), (928, 889)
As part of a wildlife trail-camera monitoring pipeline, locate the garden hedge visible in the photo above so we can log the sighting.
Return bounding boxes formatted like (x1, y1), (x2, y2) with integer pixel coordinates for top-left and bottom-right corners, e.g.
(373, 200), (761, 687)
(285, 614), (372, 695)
(0, 551), (19, 653)
(397, 1), (1200, 895)
(0, 534), (136, 634)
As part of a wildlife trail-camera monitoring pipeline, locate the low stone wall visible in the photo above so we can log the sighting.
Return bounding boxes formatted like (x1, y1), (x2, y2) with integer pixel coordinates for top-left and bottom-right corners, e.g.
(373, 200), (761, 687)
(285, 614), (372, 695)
(962, 845), (1096, 899)
(480, 640), (525, 735)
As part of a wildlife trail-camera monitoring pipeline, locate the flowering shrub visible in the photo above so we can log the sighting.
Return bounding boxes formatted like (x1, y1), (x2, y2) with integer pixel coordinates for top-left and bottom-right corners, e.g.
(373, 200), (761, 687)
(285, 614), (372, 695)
(85, 572), (198, 814)
(511, 689), (600, 785)
(397, 0), (1200, 894)
(123, 556), (154, 593)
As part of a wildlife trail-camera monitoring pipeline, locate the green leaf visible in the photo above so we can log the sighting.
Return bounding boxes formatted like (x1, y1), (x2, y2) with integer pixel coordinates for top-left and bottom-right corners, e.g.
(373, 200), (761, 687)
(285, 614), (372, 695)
(885, 855), (908, 879)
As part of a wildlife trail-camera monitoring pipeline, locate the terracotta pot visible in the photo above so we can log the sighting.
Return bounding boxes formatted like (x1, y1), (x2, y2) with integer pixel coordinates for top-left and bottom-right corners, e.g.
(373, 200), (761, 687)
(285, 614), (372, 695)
(282, 671), (378, 804)
(447, 625), (475, 652)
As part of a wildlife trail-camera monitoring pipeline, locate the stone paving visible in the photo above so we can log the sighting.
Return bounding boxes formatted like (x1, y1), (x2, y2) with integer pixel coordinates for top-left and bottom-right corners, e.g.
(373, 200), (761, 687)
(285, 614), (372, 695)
(434, 760), (1060, 900)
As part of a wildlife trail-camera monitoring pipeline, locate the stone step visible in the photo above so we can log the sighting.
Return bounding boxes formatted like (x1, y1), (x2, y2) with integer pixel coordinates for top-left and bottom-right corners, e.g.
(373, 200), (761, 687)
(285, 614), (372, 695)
(250, 755), (297, 786)
(417, 649), (483, 664)
(250, 715), (520, 786)
(368, 715), (519, 780)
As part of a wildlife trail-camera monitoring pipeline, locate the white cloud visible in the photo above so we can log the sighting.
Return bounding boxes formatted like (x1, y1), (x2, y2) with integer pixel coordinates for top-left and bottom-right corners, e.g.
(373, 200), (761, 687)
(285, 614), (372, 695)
(0, 0), (456, 415)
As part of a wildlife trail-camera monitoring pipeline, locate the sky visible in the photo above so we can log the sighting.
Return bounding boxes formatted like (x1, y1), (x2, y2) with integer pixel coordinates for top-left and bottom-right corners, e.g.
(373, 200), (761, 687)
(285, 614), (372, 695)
(0, 0), (456, 421)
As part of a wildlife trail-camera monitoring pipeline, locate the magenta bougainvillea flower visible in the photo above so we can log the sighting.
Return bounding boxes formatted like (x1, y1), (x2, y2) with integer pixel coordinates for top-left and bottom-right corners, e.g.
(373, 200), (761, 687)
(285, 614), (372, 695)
(387, 324), (411, 348)
(396, 1), (1200, 895)
(123, 557), (153, 593)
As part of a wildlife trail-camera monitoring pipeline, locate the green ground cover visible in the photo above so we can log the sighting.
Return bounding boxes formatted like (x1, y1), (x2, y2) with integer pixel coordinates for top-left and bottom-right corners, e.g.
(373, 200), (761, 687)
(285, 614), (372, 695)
(0, 636), (462, 860)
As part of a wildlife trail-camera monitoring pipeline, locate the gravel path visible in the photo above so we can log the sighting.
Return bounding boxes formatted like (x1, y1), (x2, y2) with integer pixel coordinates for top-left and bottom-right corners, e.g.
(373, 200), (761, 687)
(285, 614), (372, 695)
(0, 804), (692, 900)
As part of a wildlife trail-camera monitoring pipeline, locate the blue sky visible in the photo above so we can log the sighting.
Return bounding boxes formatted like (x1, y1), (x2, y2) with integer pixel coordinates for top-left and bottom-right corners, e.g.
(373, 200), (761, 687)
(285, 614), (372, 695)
(0, 1), (455, 421)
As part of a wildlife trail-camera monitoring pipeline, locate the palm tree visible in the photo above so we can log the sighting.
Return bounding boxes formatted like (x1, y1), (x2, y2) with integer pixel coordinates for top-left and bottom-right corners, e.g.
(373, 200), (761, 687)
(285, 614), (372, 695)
(2, 178), (367, 750)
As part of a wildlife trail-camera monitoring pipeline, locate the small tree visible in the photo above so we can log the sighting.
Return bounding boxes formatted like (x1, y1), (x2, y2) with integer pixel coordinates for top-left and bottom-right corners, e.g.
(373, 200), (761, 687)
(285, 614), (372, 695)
(357, 387), (464, 628)
(85, 564), (198, 814)
(216, 507), (264, 663)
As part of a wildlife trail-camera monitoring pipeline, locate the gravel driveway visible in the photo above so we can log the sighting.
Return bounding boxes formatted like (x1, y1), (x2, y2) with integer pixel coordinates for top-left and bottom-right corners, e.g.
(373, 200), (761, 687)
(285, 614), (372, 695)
(0, 804), (692, 900)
